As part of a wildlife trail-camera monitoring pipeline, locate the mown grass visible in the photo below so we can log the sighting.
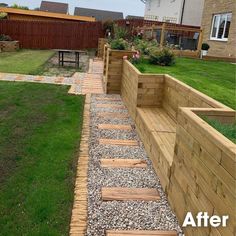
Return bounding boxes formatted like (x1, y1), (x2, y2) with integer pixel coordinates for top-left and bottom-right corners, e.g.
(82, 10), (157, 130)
(135, 58), (236, 109)
(0, 49), (55, 75)
(0, 82), (84, 235)
(202, 117), (236, 143)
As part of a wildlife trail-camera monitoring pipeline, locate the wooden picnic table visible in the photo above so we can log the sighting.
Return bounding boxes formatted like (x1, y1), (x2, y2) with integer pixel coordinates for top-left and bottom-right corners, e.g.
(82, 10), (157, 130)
(55, 49), (86, 67)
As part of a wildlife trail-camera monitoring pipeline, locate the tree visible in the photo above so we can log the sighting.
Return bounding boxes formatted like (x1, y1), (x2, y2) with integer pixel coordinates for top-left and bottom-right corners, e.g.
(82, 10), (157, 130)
(11, 3), (29, 10)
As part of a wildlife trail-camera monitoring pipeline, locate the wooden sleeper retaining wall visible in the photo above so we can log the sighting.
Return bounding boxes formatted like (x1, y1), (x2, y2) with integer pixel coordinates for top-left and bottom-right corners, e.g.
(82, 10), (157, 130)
(0, 41), (19, 52)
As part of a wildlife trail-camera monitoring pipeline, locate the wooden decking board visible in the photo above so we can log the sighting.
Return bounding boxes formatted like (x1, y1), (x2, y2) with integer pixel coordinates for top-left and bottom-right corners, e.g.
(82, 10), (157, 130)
(97, 112), (129, 118)
(106, 230), (177, 236)
(99, 139), (138, 146)
(101, 159), (147, 168)
(102, 187), (160, 201)
(98, 124), (132, 130)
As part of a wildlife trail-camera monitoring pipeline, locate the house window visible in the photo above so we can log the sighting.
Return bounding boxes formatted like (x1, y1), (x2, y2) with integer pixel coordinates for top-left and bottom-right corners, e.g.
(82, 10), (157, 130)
(210, 13), (232, 41)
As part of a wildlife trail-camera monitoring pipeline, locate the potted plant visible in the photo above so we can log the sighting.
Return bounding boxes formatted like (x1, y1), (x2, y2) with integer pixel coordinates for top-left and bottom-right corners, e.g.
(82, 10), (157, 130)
(201, 43), (210, 58)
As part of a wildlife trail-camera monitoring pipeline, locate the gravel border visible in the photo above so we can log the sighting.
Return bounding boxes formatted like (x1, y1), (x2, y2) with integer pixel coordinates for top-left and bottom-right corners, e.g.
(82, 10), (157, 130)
(87, 94), (182, 236)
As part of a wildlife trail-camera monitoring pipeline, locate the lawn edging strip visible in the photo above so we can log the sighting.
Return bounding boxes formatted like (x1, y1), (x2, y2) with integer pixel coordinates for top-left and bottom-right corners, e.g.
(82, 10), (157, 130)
(69, 94), (91, 236)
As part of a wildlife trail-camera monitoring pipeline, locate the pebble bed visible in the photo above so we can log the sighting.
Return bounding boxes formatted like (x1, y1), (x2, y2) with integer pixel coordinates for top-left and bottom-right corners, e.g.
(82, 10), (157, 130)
(87, 94), (183, 236)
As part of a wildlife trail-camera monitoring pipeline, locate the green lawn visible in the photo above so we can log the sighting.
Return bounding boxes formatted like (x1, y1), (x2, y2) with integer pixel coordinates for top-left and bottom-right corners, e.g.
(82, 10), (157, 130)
(0, 82), (84, 235)
(0, 49), (55, 75)
(202, 116), (236, 144)
(136, 58), (236, 109)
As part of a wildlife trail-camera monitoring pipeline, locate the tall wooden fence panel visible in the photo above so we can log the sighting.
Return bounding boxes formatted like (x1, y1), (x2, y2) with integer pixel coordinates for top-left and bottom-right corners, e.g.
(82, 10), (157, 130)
(0, 20), (103, 49)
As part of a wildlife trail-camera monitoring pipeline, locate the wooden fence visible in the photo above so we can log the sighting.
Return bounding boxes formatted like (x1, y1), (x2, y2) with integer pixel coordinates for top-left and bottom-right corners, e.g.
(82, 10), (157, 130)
(0, 20), (103, 49)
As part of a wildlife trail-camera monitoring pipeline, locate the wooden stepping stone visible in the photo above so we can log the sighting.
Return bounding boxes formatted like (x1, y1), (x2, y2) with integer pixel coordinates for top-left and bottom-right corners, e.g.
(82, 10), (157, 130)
(101, 159), (147, 168)
(102, 187), (160, 201)
(96, 104), (125, 109)
(97, 112), (129, 118)
(99, 139), (138, 146)
(96, 97), (121, 101)
(98, 124), (132, 130)
(106, 230), (177, 236)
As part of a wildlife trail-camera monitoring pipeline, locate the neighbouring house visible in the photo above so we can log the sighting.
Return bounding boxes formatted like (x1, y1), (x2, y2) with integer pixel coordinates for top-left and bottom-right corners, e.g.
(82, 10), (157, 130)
(126, 15), (144, 20)
(74, 7), (123, 21)
(142, 0), (204, 26)
(201, 0), (235, 60)
(40, 1), (68, 14)
(0, 7), (95, 22)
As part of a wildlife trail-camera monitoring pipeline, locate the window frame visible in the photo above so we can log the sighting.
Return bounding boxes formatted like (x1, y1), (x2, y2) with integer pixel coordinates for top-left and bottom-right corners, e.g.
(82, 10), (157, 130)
(210, 13), (232, 42)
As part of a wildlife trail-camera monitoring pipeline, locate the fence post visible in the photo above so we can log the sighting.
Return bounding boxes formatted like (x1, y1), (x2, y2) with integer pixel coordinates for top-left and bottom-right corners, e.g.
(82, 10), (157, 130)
(197, 28), (203, 57)
(160, 22), (166, 48)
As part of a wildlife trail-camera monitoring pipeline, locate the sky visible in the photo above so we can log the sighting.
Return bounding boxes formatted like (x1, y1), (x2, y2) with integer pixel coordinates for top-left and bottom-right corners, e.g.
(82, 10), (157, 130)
(2, 0), (145, 17)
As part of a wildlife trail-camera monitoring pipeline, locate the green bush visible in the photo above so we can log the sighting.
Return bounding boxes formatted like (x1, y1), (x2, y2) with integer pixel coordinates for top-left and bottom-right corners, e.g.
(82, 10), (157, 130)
(149, 48), (175, 66)
(114, 25), (129, 39)
(0, 34), (12, 41)
(110, 38), (129, 50)
(134, 39), (159, 55)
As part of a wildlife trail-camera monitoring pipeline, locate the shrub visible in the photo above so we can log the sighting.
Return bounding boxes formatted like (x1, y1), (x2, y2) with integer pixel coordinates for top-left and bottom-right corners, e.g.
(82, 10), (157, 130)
(134, 39), (159, 55)
(0, 34), (12, 41)
(202, 43), (210, 50)
(114, 25), (129, 40)
(149, 48), (175, 66)
(0, 12), (7, 20)
(110, 38), (129, 50)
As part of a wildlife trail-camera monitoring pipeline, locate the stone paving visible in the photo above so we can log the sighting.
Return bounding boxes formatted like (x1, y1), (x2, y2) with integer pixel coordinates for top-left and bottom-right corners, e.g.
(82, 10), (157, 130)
(0, 58), (104, 95)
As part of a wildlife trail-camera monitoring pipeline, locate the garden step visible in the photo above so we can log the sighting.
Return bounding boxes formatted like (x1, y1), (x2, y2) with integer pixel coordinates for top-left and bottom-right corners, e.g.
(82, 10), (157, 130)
(102, 187), (160, 201)
(96, 104), (126, 109)
(101, 159), (147, 168)
(99, 139), (138, 146)
(98, 124), (132, 130)
(97, 112), (130, 118)
(106, 230), (178, 236)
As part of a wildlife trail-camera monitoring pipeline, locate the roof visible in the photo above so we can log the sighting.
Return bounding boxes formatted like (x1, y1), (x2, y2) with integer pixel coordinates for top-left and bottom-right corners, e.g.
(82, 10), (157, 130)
(74, 7), (123, 21)
(0, 7), (95, 22)
(126, 15), (144, 20)
(40, 1), (68, 14)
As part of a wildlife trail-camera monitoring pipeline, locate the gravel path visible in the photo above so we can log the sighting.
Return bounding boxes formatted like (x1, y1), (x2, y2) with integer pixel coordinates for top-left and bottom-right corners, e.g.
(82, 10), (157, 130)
(87, 94), (182, 236)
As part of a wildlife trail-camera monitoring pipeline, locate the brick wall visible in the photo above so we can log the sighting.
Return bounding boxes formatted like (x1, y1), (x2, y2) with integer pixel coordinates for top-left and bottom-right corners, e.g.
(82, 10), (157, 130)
(201, 0), (236, 59)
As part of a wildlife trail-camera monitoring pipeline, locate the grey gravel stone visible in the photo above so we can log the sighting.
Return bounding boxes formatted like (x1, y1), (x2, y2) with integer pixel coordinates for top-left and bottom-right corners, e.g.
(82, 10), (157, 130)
(87, 94), (182, 236)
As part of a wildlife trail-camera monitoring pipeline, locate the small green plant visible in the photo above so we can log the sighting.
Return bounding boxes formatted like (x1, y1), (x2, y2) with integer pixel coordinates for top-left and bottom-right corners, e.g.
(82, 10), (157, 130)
(110, 38), (129, 50)
(0, 12), (7, 19)
(149, 48), (175, 66)
(201, 43), (210, 50)
(0, 34), (12, 41)
(114, 25), (129, 39)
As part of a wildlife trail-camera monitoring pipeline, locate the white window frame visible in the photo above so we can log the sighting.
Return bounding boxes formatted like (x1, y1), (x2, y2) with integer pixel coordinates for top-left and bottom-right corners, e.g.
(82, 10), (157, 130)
(210, 13), (232, 41)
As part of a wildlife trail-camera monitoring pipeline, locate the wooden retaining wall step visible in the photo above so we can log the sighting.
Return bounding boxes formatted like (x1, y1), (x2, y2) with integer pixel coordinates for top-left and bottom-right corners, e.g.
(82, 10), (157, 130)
(102, 187), (160, 201)
(99, 139), (138, 146)
(101, 159), (147, 168)
(97, 112), (130, 118)
(106, 230), (177, 236)
(98, 124), (132, 130)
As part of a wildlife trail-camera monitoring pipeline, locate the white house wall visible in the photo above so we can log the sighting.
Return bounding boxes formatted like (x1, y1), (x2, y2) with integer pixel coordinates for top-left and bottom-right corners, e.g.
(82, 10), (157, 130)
(144, 0), (183, 23)
(182, 0), (205, 26)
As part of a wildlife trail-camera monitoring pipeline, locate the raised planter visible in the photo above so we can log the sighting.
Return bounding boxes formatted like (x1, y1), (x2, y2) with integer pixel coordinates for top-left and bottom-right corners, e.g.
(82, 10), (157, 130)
(118, 60), (236, 236)
(169, 108), (236, 236)
(97, 38), (108, 58)
(0, 41), (19, 52)
(104, 48), (135, 94)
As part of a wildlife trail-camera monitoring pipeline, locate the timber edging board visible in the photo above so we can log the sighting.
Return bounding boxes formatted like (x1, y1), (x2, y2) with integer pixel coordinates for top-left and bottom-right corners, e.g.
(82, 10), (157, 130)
(106, 230), (178, 235)
(69, 94), (91, 236)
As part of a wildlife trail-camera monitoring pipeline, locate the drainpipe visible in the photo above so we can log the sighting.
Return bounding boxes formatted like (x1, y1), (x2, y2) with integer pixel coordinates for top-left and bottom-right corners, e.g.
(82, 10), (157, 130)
(180, 0), (186, 24)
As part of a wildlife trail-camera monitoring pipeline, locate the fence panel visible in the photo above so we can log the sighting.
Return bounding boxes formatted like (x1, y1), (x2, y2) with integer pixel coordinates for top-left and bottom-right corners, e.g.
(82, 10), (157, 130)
(0, 20), (103, 49)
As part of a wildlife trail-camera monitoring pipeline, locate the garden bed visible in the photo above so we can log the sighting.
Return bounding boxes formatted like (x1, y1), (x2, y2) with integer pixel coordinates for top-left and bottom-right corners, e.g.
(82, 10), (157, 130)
(0, 40), (19, 52)
(0, 82), (84, 235)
